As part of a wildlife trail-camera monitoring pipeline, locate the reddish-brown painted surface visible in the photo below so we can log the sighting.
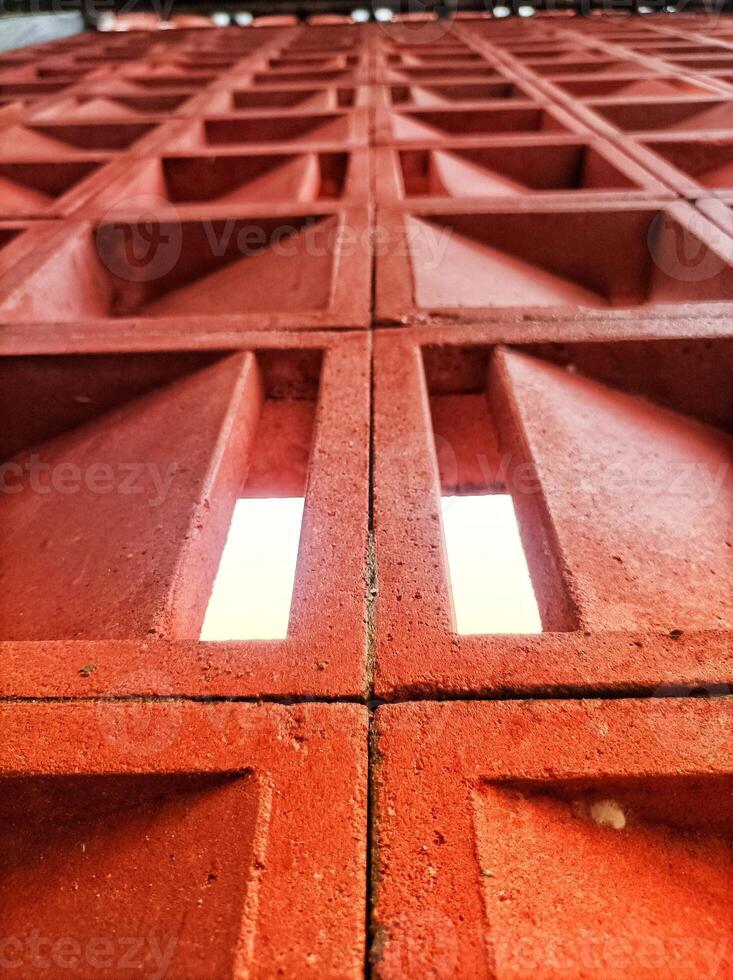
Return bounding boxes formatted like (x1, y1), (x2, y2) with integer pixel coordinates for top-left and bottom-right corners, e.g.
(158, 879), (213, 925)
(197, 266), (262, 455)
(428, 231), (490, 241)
(3, 14), (733, 978)
(373, 697), (733, 978)
(0, 331), (371, 699)
(373, 328), (733, 698)
(0, 700), (368, 978)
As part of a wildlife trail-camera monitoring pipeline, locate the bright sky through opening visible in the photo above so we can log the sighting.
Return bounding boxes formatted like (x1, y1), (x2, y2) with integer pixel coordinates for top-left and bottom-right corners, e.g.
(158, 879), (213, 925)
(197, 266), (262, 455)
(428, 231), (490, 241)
(441, 495), (542, 635)
(200, 497), (305, 641)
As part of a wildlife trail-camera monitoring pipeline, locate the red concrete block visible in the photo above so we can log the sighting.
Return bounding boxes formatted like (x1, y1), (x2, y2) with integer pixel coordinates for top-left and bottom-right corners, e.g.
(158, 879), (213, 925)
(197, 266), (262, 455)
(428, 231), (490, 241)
(373, 328), (733, 698)
(0, 204), (371, 331)
(372, 697), (733, 978)
(0, 700), (367, 978)
(0, 331), (370, 699)
(375, 137), (670, 204)
(376, 200), (733, 326)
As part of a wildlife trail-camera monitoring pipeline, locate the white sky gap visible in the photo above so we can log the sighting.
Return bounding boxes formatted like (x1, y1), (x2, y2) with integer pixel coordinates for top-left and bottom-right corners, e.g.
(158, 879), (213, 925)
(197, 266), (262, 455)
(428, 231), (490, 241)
(441, 495), (542, 635)
(200, 497), (305, 641)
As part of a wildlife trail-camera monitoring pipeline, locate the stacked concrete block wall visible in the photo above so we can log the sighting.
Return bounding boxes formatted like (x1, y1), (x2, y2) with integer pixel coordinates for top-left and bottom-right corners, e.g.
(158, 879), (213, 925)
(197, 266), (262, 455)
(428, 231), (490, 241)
(0, 13), (730, 978)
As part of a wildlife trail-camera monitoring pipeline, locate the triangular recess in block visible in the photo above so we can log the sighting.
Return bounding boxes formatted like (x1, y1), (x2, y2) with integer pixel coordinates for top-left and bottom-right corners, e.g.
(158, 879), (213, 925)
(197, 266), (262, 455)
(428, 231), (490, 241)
(204, 114), (347, 145)
(53, 97), (144, 120)
(0, 161), (98, 215)
(0, 773), (261, 978)
(649, 140), (733, 188)
(0, 122), (149, 154)
(0, 124), (82, 156)
(105, 216), (335, 316)
(668, 102), (733, 132)
(160, 153), (331, 205)
(473, 777), (733, 978)
(392, 113), (455, 140)
(493, 349), (733, 629)
(401, 85), (458, 107)
(0, 350), (225, 461)
(407, 215), (610, 309)
(0, 353), (253, 639)
(0, 174), (53, 211)
(614, 78), (702, 97)
(423, 149), (530, 197)
(521, 337), (733, 431)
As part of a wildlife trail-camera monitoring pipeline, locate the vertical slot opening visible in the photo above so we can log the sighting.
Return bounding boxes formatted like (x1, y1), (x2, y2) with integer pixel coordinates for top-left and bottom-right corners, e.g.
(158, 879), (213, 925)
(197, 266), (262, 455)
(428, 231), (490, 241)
(440, 495), (541, 635)
(430, 391), (542, 635)
(199, 496), (305, 641)
(200, 356), (318, 641)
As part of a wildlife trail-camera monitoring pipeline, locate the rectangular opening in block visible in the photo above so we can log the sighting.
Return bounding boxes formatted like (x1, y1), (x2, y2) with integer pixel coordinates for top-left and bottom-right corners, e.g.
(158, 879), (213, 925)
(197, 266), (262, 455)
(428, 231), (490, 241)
(0, 772), (260, 978)
(0, 160), (101, 216)
(193, 113), (351, 146)
(0, 81), (69, 97)
(397, 143), (640, 197)
(402, 207), (733, 311)
(589, 99), (733, 133)
(529, 59), (647, 75)
(0, 121), (156, 156)
(390, 106), (569, 140)
(643, 137), (733, 189)
(389, 66), (505, 82)
(553, 76), (717, 98)
(389, 81), (531, 105)
(230, 87), (355, 110)
(200, 497), (305, 640)
(440, 496), (542, 635)
(176, 57), (238, 70)
(110, 152), (352, 206)
(36, 67), (101, 81)
(199, 355), (318, 640)
(252, 68), (354, 84)
(669, 55), (733, 70)
(124, 74), (216, 89)
(429, 387), (544, 634)
(268, 55), (353, 69)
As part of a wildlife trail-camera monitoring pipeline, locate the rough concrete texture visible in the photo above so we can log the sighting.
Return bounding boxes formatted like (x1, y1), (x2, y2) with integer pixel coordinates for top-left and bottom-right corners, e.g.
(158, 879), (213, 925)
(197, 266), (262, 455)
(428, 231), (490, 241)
(3, 13), (733, 978)
(0, 701), (368, 978)
(373, 328), (733, 698)
(0, 331), (370, 699)
(373, 697), (733, 979)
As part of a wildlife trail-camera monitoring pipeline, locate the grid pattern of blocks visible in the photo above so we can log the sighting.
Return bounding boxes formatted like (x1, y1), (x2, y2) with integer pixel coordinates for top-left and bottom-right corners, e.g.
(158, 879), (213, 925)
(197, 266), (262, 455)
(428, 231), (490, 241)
(1, 14), (732, 979)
